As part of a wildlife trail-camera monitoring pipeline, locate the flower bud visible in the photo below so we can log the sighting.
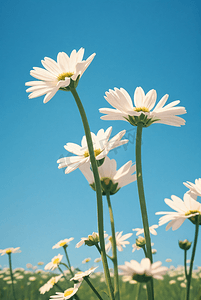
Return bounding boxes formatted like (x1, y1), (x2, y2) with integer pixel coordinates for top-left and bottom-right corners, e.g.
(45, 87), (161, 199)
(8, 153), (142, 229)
(179, 239), (192, 250)
(136, 236), (146, 248)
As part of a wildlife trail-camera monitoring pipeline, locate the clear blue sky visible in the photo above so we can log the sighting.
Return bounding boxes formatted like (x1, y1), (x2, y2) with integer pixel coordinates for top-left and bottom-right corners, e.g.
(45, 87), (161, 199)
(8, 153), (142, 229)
(0, 0), (201, 272)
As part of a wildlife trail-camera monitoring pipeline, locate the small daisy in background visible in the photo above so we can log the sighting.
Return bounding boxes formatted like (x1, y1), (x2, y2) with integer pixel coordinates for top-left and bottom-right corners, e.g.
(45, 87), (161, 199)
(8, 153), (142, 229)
(57, 127), (128, 174)
(39, 274), (63, 294)
(50, 282), (81, 300)
(44, 254), (63, 271)
(70, 267), (98, 282)
(105, 231), (133, 252)
(132, 225), (158, 236)
(0, 247), (21, 256)
(52, 238), (74, 249)
(25, 48), (96, 103)
(82, 258), (91, 264)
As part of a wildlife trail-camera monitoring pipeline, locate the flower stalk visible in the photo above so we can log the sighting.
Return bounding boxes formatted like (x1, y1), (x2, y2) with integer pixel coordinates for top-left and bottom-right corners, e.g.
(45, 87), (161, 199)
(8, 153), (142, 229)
(135, 122), (154, 300)
(84, 277), (104, 300)
(63, 246), (74, 277)
(186, 216), (199, 300)
(8, 253), (17, 300)
(70, 87), (114, 300)
(106, 191), (120, 300)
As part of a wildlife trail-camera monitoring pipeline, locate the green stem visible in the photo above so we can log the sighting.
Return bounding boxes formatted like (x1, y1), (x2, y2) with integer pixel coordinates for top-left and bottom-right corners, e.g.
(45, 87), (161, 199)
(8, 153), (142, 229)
(135, 282), (141, 300)
(8, 253), (17, 300)
(70, 87), (114, 300)
(58, 265), (68, 282)
(135, 123), (154, 300)
(186, 216), (199, 300)
(63, 246), (74, 277)
(106, 191), (120, 300)
(84, 277), (104, 300)
(184, 250), (188, 279)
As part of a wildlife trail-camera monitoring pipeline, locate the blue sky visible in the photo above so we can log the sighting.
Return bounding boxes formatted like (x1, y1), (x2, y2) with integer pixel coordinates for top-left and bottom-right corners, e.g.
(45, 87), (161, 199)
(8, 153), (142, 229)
(0, 0), (201, 273)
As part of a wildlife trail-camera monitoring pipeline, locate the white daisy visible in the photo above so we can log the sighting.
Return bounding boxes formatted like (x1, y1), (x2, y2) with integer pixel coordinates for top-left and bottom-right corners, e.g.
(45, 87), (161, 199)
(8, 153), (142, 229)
(100, 86), (186, 127)
(76, 232), (108, 248)
(82, 258), (91, 264)
(132, 224), (158, 236)
(156, 192), (201, 230)
(79, 156), (136, 195)
(0, 247), (21, 256)
(105, 231), (133, 252)
(52, 238), (74, 249)
(57, 127), (128, 174)
(70, 267), (98, 281)
(118, 258), (168, 282)
(183, 178), (201, 197)
(25, 48), (96, 103)
(44, 254), (63, 271)
(50, 283), (80, 300)
(39, 274), (63, 294)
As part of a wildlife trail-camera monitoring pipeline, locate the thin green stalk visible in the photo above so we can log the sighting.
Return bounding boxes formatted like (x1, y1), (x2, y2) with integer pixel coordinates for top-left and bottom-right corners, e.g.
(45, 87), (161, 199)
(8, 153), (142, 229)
(135, 123), (154, 300)
(84, 276), (104, 300)
(186, 216), (199, 300)
(63, 246), (74, 277)
(106, 191), (120, 300)
(8, 253), (17, 300)
(135, 283), (141, 300)
(184, 250), (188, 279)
(58, 265), (68, 282)
(70, 87), (114, 300)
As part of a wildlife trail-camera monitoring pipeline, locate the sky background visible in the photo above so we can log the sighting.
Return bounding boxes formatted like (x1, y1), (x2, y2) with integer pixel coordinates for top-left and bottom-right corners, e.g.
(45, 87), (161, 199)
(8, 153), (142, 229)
(0, 0), (201, 274)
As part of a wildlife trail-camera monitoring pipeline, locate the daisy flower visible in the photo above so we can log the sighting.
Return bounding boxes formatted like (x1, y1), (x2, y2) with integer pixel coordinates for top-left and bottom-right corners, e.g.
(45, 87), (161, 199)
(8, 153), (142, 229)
(156, 192), (201, 230)
(25, 48), (95, 103)
(82, 258), (91, 264)
(52, 238), (74, 249)
(39, 274), (63, 294)
(50, 283), (80, 300)
(118, 258), (168, 282)
(0, 247), (21, 256)
(44, 254), (63, 271)
(183, 178), (201, 197)
(70, 267), (98, 281)
(79, 156), (136, 195)
(105, 231), (133, 252)
(100, 86), (186, 127)
(57, 127), (128, 174)
(76, 232), (108, 248)
(132, 224), (158, 236)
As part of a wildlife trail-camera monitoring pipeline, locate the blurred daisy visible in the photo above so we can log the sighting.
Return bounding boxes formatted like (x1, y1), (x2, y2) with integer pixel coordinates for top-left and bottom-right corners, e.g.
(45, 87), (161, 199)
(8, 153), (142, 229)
(100, 86), (186, 127)
(156, 192), (201, 230)
(57, 127), (128, 174)
(29, 276), (36, 281)
(25, 48), (96, 103)
(39, 274), (63, 294)
(165, 259), (172, 263)
(0, 247), (21, 256)
(76, 231), (108, 248)
(183, 178), (201, 197)
(82, 258), (91, 264)
(132, 224), (158, 236)
(105, 231), (132, 252)
(70, 267), (98, 281)
(44, 254), (63, 271)
(52, 238), (74, 249)
(50, 283), (80, 300)
(119, 258), (168, 282)
(94, 258), (101, 263)
(80, 156), (136, 195)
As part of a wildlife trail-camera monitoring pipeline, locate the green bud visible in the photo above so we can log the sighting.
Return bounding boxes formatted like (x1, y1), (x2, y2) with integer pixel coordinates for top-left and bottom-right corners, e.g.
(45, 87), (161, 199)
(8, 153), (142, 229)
(133, 274), (151, 283)
(179, 239), (192, 250)
(124, 114), (160, 128)
(136, 236), (146, 248)
(85, 232), (99, 247)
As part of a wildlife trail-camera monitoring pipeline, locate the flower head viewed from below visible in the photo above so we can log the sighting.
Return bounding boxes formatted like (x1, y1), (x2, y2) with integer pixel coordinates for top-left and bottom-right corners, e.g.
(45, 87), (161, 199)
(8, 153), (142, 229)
(52, 238), (74, 249)
(183, 178), (201, 197)
(99, 86), (186, 127)
(50, 283), (80, 300)
(70, 267), (98, 282)
(0, 247), (21, 256)
(44, 254), (63, 271)
(105, 231), (133, 252)
(39, 274), (63, 294)
(57, 127), (128, 174)
(25, 48), (96, 103)
(156, 192), (201, 230)
(79, 156), (136, 195)
(132, 225), (158, 236)
(118, 258), (168, 282)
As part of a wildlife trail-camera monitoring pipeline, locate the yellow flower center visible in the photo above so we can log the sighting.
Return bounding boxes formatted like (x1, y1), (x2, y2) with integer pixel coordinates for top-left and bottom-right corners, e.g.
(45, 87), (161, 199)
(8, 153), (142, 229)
(53, 258), (60, 265)
(59, 241), (67, 247)
(84, 148), (102, 158)
(64, 289), (74, 297)
(102, 177), (111, 185)
(85, 258), (91, 262)
(6, 249), (12, 254)
(57, 72), (74, 81)
(134, 107), (150, 113)
(109, 236), (112, 242)
(50, 278), (56, 285)
(185, 210), (200, 216)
